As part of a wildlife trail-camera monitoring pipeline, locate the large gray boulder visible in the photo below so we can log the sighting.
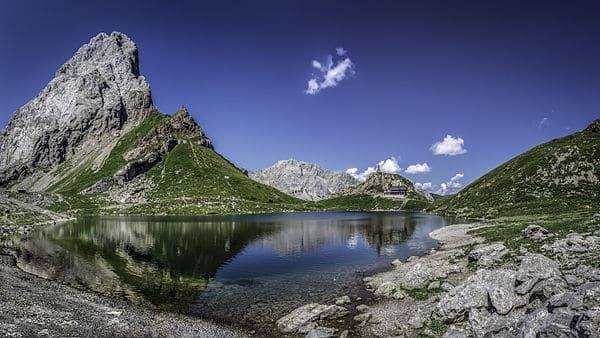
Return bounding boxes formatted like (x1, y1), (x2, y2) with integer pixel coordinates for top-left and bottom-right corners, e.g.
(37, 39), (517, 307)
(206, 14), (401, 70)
(435, 269), (519, 322)
(515, 254), (561, 294)
(0, 32), (153, 186)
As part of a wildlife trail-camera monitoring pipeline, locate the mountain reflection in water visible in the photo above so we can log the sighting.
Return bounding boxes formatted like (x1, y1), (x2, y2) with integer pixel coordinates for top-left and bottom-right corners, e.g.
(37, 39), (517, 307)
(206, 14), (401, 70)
(16, 212), (452, 317)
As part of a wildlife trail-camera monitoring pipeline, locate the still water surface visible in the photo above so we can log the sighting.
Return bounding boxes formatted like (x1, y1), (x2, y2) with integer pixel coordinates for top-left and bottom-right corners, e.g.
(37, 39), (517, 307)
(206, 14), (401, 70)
(18, 212), (454, 327)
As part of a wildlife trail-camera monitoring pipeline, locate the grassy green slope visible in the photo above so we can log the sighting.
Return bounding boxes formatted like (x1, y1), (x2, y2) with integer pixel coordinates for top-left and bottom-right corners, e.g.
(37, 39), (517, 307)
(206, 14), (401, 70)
(431, 119), (600, 218)
(48, 111), (169, 196)
(316, 194), (430, 212)
(39, 108), (435, 215)
(45, 109), (313, 215)
(128, 142), (309, 214)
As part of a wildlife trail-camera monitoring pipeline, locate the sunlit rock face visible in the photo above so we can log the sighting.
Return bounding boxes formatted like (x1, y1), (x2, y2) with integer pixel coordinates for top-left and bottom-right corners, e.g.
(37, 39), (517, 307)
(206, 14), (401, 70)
(0, 32), (153, 186)
(250, 159), (359, 201)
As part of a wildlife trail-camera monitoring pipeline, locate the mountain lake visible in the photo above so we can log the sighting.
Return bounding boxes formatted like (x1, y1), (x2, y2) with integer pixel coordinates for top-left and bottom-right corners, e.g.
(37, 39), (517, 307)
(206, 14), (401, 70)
(15, 211), (455, 332)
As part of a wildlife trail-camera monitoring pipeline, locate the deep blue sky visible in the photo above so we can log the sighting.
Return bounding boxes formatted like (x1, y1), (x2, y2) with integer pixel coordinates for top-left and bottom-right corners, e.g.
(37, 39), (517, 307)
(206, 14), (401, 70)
(1, 0), (599, 193)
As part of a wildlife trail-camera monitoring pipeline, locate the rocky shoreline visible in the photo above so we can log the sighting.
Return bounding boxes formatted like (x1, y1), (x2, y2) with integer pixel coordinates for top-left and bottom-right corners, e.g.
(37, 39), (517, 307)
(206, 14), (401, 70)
(275, 223), (600, 337)
(3, 216), (599, 337)
(0, 249), (246, 337)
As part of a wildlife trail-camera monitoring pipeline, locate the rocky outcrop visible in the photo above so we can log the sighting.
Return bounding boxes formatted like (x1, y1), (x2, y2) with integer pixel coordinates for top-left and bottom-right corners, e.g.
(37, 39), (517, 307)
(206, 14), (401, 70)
(81, 107), (212, 200)
(249, 159), (358, 201)
(430, 252), (598, 337)
(125, 107), (212, 161)
(521, 224), (549, 241)
(343, 171), (433, 202)
(356, 224), (600, 338)
(0, 32), (153, 186)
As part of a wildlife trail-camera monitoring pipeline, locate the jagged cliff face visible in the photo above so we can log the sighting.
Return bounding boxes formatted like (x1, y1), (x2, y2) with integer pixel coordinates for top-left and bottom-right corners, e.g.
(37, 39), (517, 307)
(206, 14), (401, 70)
(0, 32), (153, 186)
(249, 159), (359, 201)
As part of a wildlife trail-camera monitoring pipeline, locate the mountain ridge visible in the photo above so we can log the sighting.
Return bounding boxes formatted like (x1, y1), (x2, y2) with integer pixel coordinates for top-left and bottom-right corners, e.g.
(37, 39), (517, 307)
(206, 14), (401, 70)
(249, 159), (359, 201)
(430, 119), (600, 218)
(0, 32), (307, 216)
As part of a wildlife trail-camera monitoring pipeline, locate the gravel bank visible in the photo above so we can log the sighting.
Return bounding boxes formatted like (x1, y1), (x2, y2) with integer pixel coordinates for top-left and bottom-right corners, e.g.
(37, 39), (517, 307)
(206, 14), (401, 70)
(0, 252), (247, 337)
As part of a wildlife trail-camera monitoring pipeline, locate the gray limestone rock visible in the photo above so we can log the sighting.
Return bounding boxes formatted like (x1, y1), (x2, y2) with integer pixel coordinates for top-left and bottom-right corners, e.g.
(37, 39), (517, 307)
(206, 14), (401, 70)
(249, 159), (358, 201)
(0, 32), (153, 186)
(305, 326), (336, 338)
(435, 269), (519, 322)
(521, 225), (549, 241)
(276, 303), (349, 334)
(515, 254), (561, 294)
(335, 296), (351, 306)
(468, 243), (509, 267)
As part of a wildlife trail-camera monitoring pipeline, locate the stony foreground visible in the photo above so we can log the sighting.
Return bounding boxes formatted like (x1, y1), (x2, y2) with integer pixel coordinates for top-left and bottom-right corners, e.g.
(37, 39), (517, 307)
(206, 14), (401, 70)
(276, 223), (600, 337)
(0, 252), (246, 338)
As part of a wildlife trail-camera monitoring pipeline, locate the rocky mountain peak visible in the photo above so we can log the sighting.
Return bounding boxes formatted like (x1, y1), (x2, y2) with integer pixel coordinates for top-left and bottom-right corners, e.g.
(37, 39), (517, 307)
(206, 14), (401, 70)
(56, 32), (141, 78)
(344, 171), (432, 201)
(0, 32), (154, 186)
(250, 159), (359, 201)
(141, 107), (213, 149)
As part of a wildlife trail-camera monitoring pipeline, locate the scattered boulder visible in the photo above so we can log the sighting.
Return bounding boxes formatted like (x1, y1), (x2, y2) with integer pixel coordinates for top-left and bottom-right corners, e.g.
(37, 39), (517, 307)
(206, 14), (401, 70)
(353, 313), (371, 323)
(521, 225), (549, 241)
(276, 303), (349, 334)
(335, 296), (351, 306)
(435, 269), (519, 322)
(515, 254), (561, 294)
(356, 304), (370, 313)
(428, 280), (441, 290)
(441, 282), (454, 292)
(468, 243), (509, 267)
(400, 263), (436, 289)
(467, 307), (524, 337)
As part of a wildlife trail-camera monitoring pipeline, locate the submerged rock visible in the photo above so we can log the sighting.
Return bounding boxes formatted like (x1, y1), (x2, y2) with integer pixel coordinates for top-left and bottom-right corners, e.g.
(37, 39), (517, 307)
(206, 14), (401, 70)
(305, 326), (336, 338)
(276, 303), (348, 334)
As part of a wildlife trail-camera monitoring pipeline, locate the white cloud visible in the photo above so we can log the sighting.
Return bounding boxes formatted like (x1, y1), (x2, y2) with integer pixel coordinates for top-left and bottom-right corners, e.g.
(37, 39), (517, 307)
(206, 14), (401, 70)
(346, 166), (376, 182)
(414, 182), (434, 191)
(306, 79), (319, 95)
(305, 48), (355, 95)
(311, 60), (323, 70)
(430, 135), (467, 156)
(405, 163), (431, 174)
(346, 157), (401, 182)
(379, 157), (401, 174)
(538, 117), (549, 129)
(436, 173), (464, 195)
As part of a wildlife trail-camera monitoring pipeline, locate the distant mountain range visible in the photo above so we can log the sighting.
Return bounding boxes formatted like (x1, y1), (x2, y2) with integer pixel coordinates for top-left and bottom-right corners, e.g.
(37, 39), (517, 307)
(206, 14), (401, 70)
(249, 159), (359, 201)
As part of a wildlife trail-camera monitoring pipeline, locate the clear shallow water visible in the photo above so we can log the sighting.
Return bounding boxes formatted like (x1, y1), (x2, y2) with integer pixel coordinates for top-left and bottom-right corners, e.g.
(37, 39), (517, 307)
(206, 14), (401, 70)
(17, 212), (454, 329)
